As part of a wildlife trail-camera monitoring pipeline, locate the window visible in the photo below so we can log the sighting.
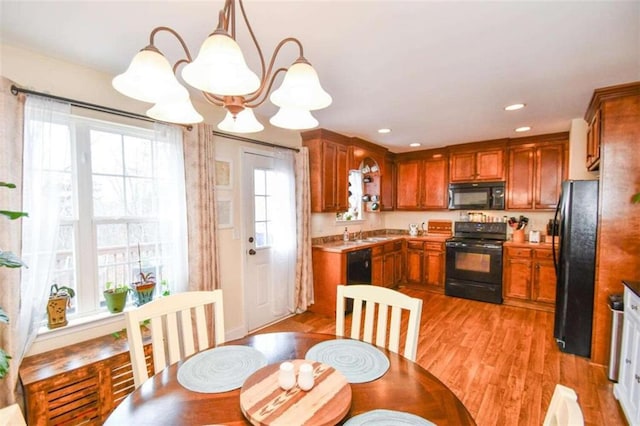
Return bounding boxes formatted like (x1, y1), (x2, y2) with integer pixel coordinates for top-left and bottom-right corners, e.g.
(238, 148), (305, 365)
(22, 102), (188, 320)
(336, 170), (363, 221)
(253, 168), (275, 248)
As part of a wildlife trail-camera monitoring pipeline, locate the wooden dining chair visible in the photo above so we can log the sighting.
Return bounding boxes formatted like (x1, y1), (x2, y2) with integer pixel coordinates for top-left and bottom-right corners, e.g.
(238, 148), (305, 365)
(542, 384), (584, 426)
(336, 284), (423, 361)
(125, 290), (225, 388)
(0, 403), (26, 426)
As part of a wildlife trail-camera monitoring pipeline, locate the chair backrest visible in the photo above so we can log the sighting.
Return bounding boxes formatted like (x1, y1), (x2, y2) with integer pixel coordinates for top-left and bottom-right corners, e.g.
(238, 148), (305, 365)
(542, 384), (584, 426)
(336, 284), (423, 361)
(125, 290), (225, 388)
(0, 403), (27, 426)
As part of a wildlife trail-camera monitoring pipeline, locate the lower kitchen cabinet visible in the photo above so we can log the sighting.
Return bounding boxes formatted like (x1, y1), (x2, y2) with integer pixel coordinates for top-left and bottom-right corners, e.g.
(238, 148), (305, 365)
(614, 284), (640, 425)
(310, 248), (346, 316)
(503, 244), (556, 311)
(372, 240), (404, 288)
(405, 239), (445, 291)
(424, 242), (445, 289)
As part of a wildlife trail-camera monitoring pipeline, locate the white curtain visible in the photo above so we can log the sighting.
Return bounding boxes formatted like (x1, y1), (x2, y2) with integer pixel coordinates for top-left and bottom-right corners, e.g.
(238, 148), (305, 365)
(271, 149), (297, 315)
(153, 123), (189, 294)
(18, 96), (71, 361)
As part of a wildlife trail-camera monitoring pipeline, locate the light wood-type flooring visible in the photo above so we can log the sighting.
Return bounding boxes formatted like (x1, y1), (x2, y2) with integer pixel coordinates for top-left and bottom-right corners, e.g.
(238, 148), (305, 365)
(255, 287), (626, 426)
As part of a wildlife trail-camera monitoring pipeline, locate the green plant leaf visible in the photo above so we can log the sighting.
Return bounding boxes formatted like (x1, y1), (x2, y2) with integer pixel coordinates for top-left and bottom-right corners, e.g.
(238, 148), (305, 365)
(0, 251), (27, 268)
(632, 192), (640, 204)
(0, 182), (17, 189)
(0, 348), (10, 379)
(0, 307), (8, 324)
(0, 210), (28, 220)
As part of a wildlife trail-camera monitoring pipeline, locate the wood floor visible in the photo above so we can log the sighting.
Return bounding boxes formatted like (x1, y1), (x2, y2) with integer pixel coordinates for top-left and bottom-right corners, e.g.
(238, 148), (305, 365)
(258, 287), (627, 426)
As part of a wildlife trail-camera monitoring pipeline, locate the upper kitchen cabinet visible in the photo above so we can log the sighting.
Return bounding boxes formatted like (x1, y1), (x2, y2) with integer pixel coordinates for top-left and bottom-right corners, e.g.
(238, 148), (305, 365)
(395, 149), (448, 210)
(586, 109), (601, 171)
(507, 133), (568, 210)
(302, 129), (351, 212)
(380, 153), (396, 211)
(449, 140), (507, 182)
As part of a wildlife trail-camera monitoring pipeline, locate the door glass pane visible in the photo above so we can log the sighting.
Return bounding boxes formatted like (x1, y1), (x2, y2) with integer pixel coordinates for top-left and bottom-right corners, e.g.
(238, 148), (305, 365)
(254, 169), (266, 195)
(255, 221), (267, 247)
(255, 196), (266, 221)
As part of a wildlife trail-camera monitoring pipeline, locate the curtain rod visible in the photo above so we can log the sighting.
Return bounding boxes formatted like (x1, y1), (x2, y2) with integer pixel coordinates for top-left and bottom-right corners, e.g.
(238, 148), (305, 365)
(211, 130), (299, 152)
(10, 85), (193, 131)
(10, 85), (301, 152)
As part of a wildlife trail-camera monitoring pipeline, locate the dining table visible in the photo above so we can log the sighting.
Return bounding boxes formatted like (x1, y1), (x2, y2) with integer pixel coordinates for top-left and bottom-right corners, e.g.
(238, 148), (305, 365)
(104, 331), (476, 425)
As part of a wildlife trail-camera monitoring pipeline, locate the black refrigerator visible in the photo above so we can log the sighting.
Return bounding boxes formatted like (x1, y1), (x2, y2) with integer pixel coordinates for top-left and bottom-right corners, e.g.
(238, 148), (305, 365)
(552, 180), (599, 358)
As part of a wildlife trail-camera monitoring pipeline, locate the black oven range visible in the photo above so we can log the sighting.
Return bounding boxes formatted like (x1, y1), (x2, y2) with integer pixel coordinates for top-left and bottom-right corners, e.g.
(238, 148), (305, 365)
(445, 221), (507, 304)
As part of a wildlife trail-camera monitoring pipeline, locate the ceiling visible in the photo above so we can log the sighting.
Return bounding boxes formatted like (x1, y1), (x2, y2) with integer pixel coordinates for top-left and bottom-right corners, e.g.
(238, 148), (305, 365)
(1, 1), (639, 153)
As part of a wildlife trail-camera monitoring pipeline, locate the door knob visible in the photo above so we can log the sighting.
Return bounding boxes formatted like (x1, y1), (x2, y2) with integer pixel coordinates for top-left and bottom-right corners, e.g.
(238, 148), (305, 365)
(248, 249), (256, 255)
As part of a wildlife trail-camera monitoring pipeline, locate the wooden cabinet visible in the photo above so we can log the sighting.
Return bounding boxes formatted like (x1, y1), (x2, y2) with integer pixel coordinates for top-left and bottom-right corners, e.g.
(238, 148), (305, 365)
(405, 240), (424, 286)
(372, 240), (403, 288)
(405, 239), (445, 290)
(586, 108), (601, 171)
(503, 244), (556, 311)
(614, 285), (640, 425)
(507, 133), (568, 210)
(449, 141), (506, 182)
(302, 129), (350, 212)
(380, 153), (395, 211)
(424, 241), (445, 289)
(395, 149), (448, 210)
(310, 248), (346, 316)
(20, 333), (153, 425)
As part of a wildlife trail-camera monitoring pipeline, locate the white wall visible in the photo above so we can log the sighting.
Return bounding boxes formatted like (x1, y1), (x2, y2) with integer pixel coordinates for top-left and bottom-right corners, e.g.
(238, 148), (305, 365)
(1, 43), (301, 352)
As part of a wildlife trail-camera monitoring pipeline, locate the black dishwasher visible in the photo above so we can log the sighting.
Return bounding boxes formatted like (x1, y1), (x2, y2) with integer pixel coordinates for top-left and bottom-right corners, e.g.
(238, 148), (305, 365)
(346, 248), (372, 313)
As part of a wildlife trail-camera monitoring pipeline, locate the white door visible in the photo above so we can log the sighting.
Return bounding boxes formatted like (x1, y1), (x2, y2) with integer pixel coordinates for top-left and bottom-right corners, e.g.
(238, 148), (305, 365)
(242, 151), (295, 331)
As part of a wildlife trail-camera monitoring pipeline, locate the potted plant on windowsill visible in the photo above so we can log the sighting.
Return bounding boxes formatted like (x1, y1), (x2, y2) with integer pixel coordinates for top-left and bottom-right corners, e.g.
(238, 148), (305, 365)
(131, 243), (156, 306)
(103, 282), (129, 313)
(132, 272), (156, 307)
(47, 284), (76, 329)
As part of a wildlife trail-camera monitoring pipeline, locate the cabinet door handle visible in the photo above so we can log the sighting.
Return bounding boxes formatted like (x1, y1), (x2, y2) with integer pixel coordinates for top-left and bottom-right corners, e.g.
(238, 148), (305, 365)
(636, 374), (640, 383)
(625, 358), (632, 364)
(631, 304), (638, 311)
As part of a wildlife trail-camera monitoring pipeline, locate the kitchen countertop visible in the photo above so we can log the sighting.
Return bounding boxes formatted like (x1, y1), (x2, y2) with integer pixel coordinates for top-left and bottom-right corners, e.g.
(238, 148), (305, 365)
(313, 234), (450, 253)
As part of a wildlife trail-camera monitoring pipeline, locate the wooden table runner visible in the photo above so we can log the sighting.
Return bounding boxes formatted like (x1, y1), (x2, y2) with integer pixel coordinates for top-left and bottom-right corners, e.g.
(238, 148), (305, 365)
(240, 359), (351, 426)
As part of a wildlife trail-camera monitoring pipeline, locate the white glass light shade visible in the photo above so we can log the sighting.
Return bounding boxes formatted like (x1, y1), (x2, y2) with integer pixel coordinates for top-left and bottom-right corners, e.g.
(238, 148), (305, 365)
(269, 107), (318, 130)
(113, 48), (187, 103)
(218, 108), (264, 133)
(181, 33), (260, 96)
(146, 98), (204, 124)
(270, 62), (332, 110)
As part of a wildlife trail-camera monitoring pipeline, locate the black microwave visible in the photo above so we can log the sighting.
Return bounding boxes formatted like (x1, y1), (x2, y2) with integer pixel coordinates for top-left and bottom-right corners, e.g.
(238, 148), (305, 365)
(448, 181), (505, 210)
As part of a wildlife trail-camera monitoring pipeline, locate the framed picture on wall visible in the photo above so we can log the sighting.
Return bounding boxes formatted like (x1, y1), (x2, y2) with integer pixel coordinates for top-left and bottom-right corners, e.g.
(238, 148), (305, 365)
(215, 158), (232, 189)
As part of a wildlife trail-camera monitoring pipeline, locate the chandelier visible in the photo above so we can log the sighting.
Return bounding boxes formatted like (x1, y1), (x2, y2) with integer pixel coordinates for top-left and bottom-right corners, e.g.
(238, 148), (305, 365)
(112, 0), (332, 133)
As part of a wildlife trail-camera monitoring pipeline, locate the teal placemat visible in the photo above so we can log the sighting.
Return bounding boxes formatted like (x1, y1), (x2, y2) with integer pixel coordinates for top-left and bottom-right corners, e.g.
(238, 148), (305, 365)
(177, 345), (267, 393)
(305, 339), (389, 383)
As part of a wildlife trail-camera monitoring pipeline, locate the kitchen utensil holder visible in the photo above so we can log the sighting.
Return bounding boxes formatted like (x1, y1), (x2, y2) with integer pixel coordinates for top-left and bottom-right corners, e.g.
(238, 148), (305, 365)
(512, 229), (525, 243)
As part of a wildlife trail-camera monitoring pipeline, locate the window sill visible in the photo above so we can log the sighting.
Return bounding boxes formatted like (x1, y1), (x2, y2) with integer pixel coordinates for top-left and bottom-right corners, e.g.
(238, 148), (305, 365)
(28, 310), (131, 356)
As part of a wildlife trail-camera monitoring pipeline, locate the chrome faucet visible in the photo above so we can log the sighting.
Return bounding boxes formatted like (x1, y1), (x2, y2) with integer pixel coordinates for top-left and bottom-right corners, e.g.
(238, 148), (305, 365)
(359, 229), (363, 241)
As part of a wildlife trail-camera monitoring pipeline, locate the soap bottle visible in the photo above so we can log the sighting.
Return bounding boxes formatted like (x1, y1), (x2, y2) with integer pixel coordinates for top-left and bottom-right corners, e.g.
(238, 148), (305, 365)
(343, 227), (349, 242)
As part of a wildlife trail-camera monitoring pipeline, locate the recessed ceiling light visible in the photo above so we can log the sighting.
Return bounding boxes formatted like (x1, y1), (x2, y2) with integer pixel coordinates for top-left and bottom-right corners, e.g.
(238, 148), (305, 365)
(505, 103), (526, 111)
(515, 126), (531, 132)
(378, 128), (391, 134)
(409, 143), (421, 147)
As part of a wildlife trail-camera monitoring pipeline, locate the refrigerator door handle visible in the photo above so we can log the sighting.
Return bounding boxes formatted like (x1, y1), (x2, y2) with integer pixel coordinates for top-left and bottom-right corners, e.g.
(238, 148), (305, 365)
(552, 197), (561, 276)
